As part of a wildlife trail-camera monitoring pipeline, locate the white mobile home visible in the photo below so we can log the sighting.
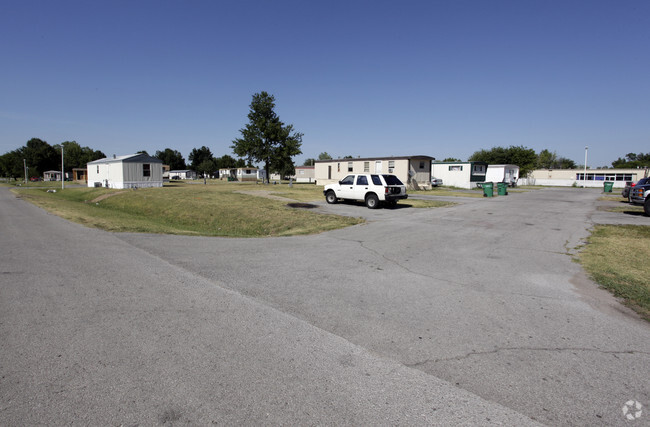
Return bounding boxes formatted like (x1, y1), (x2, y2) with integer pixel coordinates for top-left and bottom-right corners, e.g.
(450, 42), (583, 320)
(43, 170), (62, 181)
(169, 170), (196, 180)
(431, 161), (488, 189)
(87, 153), (163, 189)
(315, 156), (434, 189)
(219, 167), (259, 181)
(485, 164), (519, 186)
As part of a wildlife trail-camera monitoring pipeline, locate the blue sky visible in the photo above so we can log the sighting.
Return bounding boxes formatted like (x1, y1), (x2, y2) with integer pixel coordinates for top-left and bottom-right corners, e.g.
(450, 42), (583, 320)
(1, 0), (648, 168)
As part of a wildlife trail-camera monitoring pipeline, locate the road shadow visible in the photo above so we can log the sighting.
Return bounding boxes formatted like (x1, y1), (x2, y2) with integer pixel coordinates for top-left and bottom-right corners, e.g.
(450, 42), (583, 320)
(335, 200), (413, 209)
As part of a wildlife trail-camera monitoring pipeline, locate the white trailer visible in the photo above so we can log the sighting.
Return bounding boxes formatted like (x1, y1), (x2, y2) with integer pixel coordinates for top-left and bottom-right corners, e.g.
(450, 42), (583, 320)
(485, 164), (520, 186)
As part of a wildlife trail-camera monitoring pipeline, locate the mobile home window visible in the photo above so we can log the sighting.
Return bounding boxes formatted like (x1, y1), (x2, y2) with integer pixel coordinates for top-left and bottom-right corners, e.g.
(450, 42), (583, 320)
(364, 162), (369, 172)
(348, 162), (353, 172)
(449, 165), (463, 171)
(388, 160), (395, 173)
(143, 164), (151, 177)
(419, 161), (424, 169)
(96, 165), (99, 173)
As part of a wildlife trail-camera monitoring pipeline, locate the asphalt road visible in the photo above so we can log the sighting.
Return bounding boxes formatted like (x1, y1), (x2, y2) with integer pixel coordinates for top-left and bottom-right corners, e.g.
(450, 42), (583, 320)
(1, 186), (648, 426)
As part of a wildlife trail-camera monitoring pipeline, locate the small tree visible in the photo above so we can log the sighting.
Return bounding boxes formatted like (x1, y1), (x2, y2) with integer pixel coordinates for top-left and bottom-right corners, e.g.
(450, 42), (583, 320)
(232, 92), (303, 181)
(197, 159), (216, 179)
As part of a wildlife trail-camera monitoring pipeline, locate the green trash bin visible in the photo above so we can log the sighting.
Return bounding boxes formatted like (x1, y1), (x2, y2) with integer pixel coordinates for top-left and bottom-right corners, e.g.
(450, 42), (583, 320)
(603, 181), (614, 193)
(482, 182), (494, 197)
(497, 182), (508, 196)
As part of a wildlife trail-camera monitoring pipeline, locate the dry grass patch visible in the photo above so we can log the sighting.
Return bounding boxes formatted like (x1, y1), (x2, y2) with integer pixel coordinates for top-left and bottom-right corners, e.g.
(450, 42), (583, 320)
(578, 225), (650, 320)
(12, 185), (363, 237)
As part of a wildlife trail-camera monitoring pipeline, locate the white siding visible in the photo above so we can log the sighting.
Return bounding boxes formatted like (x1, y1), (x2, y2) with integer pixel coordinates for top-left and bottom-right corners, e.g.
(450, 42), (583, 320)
(87, 156), (163, 188)
(432, 163), (473, 189)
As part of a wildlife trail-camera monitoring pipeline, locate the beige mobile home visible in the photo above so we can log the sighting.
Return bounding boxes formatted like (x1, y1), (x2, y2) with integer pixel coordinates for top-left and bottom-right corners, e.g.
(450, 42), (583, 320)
(524, 168), (642, 188)
(294, 166), (315, 183)
(87, 153), (163, 189)
(315, 156), (434, 189)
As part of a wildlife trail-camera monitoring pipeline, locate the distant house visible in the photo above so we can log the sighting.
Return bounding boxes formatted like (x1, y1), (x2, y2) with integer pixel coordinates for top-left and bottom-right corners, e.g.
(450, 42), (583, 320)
(294, 166), (315, 183)
(315, 156), (434, 189)
(219, 167), (259, 181)
(169, 170), (196, 180)
(431, 161), (488, 189)
(43, 170), (62, 181)
(72, 168), (87, 182)
(219, 168), (235, 180)
(87, 153), (163, 189)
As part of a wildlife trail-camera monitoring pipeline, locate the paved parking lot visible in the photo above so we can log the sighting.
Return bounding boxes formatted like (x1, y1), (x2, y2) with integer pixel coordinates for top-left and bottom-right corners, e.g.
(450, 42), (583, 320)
(1, 187), (648, 425)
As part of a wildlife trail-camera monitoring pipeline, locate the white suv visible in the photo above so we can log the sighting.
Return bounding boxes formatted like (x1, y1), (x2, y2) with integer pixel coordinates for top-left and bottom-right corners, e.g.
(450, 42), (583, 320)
(323, 174), (408, 209)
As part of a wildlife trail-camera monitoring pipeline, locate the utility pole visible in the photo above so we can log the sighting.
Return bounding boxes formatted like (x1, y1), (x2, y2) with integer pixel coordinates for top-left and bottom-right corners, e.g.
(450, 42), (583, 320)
(583, 146), (588, 188)
(24, 159), (27, 183)
(61, 145), (65, 190)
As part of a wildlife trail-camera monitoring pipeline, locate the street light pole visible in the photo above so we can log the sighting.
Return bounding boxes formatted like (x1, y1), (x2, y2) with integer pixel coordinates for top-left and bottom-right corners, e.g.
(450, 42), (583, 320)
(24, 159), (27, 183)
(61, 145), (64, 190)
(583, 146), (588, 188)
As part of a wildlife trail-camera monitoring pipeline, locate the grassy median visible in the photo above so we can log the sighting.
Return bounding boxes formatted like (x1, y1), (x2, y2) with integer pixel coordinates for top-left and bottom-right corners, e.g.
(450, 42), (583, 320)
(578, 225), (650, 320)
(10, 181), (451, 237)
(11, 183), (365, 237)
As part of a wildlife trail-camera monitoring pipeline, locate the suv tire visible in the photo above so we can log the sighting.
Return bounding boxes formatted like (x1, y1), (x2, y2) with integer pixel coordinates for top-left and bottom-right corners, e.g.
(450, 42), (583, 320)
(325, 191), (338, 204)
(365, 193), (379, 209)
(644, 197), (650, 217)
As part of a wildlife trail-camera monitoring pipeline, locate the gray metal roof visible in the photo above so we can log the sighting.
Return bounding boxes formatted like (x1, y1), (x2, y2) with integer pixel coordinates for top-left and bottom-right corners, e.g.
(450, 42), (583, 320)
(87, 153), (162, 165)
(314, 155), (435, 163)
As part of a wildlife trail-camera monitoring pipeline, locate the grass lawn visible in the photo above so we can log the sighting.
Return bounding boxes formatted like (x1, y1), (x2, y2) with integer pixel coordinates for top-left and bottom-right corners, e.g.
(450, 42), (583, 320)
(409, 187), (485, 198)
(578, 225), (650, 321)
(1, 180), (86, 188)
(10, 181), (451, 237)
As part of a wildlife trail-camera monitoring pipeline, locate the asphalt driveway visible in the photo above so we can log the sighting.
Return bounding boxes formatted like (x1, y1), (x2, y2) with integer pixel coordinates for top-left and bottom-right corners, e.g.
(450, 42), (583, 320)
(1, 186), (648, 425)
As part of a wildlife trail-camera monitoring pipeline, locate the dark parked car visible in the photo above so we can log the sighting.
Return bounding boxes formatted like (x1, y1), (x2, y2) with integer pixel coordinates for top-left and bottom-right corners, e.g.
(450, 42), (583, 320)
(623, 178), (650, 202)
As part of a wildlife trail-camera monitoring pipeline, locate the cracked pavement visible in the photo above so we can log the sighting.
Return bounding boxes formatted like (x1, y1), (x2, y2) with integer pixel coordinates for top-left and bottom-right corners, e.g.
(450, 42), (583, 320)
(1, 186), (648, 425)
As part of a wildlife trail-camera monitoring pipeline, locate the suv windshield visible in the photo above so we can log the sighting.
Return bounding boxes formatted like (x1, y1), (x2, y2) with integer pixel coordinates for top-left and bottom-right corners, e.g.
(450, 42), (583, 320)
(382, 174), (404, 185)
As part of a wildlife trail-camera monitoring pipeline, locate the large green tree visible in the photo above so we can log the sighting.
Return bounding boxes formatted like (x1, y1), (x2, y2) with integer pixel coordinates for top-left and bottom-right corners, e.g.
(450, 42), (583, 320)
(468, 145), (537, 177)
(0, 149), (25, 179)
(214, 154), (237, 170)
(155, 148), (186, 170)
(188, 146), (214, 171)
(231, 92), (303, 181)
(56, 141), (105, 173)
(23, 138), (58, 176)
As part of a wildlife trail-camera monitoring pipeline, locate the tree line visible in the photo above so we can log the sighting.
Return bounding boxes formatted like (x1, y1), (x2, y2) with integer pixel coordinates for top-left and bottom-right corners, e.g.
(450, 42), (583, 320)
(467, 146), (649, 177)
(0, 138), (106, 180)
(1, 91), (304, 180)
(4, 91), (648, 180)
